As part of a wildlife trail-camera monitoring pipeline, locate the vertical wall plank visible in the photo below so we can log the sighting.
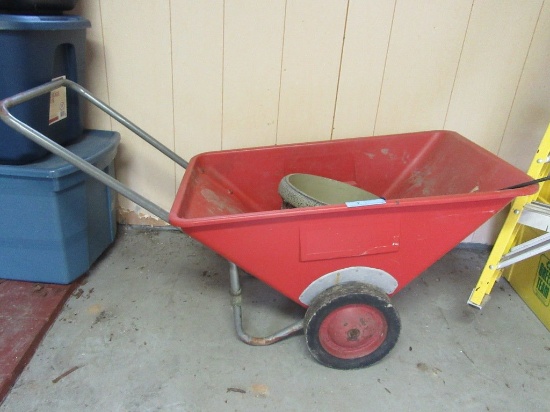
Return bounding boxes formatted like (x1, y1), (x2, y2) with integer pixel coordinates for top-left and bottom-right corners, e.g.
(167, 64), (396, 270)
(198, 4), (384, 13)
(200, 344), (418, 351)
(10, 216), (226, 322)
(332, 1), (395, 139)
(101, 0), (175, 216)
(445, 0), (543, 153)
(374, 0), (472, 135)
(71, 1), (111, 130)
(276, 0), (348, 144)
(498, 1), (550, 171)
(222, 0), (286, 149)
(171, 0), (223, 166)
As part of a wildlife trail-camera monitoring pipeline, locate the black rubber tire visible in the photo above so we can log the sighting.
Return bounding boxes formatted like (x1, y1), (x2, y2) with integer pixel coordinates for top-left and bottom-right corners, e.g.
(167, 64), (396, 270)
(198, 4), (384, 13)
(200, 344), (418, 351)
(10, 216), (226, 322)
(304, 282), (400, 369)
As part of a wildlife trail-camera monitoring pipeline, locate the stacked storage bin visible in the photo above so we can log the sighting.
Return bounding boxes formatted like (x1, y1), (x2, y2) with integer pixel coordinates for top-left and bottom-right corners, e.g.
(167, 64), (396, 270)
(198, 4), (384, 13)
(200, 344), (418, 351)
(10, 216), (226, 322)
(0, 3), (119, 284)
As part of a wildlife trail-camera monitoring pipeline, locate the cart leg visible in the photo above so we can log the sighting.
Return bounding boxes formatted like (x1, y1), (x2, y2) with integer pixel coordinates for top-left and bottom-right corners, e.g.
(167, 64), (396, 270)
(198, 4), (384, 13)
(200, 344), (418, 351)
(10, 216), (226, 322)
(228, 262), (303, 346)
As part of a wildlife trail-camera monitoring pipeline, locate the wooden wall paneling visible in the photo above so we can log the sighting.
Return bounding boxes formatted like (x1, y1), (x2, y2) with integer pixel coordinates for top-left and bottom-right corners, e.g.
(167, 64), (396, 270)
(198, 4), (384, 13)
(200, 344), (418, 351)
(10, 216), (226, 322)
(276, 0), (348, 144)
(222, 0), (286, 149)
(71, 1), (111, 130)
(449, 1), (544, 244)
(171, 0), (224, 172)
(444, 0), (543, 153)
(332, 0), (395, 140)
(68, 1), (550, 242)
(374, 0), (472, 135)
(101, 0), (176, 219)
(498, 1), (550, 171)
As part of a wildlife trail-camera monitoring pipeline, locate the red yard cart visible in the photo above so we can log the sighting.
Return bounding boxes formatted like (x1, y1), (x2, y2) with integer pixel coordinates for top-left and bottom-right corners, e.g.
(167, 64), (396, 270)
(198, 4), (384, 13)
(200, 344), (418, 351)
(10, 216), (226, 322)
(1, 79), (537, 369)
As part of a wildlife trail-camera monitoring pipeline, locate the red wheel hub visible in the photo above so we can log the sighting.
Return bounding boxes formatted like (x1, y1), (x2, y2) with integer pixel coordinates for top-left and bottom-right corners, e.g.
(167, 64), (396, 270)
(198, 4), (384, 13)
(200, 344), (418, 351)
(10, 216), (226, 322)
(318, 304), (388, 359)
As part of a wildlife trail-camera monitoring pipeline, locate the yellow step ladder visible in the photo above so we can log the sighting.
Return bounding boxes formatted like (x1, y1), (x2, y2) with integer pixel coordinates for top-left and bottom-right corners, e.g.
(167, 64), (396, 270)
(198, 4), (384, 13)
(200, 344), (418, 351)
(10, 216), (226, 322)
(468, 123), (550, 308)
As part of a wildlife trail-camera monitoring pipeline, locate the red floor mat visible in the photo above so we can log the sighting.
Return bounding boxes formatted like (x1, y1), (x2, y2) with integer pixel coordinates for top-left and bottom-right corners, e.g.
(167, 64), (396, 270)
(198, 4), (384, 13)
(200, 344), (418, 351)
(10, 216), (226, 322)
(0, 280), (77, 403)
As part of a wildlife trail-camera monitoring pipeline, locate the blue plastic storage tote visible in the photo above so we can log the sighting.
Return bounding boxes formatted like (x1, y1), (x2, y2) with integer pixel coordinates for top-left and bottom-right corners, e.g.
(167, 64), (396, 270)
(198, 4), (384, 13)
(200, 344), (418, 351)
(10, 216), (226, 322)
(0, 14), (90, 164)
(0, 129), (119, 284)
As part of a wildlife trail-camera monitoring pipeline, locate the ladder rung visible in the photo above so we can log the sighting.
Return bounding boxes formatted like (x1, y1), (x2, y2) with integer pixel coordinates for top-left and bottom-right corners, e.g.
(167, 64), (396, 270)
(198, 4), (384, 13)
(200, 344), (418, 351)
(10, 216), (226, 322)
(498, 232), (550, 269)
(527, 201), (550, 212)
(518, 202), (550, 231)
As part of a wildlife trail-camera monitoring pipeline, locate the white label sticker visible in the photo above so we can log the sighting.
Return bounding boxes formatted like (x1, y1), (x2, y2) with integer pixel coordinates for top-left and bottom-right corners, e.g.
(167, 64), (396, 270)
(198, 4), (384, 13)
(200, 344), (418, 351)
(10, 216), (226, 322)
(49, 76), (67, 125)
(345, 198), (386, 207)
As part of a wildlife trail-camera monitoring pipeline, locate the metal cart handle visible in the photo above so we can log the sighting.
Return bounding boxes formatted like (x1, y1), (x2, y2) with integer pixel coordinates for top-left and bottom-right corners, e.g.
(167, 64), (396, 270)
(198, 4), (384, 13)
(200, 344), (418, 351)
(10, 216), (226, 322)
(0, 79), (188, 223)
(1, 80), (305, 347)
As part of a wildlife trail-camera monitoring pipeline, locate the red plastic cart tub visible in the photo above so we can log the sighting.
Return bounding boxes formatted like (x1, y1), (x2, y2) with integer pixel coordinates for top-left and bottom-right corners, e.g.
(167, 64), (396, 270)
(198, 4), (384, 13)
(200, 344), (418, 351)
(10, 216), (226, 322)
(170, 130), (536, 306)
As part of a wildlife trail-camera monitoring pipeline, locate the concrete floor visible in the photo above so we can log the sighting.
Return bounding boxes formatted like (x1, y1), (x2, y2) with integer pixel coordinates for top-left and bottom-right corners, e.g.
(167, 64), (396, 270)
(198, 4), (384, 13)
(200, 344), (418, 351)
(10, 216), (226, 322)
(1, 226), (549, 412)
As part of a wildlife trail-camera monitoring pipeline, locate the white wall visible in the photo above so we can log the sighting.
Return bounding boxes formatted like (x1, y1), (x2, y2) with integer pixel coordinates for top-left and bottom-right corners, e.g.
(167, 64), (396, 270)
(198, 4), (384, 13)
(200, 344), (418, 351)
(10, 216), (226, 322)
(74, 0), (550, 243)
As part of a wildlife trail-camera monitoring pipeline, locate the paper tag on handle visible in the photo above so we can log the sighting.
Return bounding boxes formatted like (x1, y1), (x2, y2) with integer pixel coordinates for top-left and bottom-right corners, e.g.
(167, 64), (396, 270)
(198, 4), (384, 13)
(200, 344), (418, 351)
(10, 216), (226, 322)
(49, 76), (67, 125)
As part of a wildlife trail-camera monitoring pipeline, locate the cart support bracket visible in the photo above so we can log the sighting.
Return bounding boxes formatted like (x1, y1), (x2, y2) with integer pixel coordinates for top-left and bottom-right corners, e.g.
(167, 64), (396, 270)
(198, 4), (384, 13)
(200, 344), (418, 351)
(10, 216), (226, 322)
(229, 263), (304, 346)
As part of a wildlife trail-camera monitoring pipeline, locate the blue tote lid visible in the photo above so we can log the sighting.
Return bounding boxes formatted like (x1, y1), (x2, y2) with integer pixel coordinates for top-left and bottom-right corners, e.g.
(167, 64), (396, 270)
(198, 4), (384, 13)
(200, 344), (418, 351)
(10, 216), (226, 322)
(0, 14), (90, 30)
(0, 130), (120, 179)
